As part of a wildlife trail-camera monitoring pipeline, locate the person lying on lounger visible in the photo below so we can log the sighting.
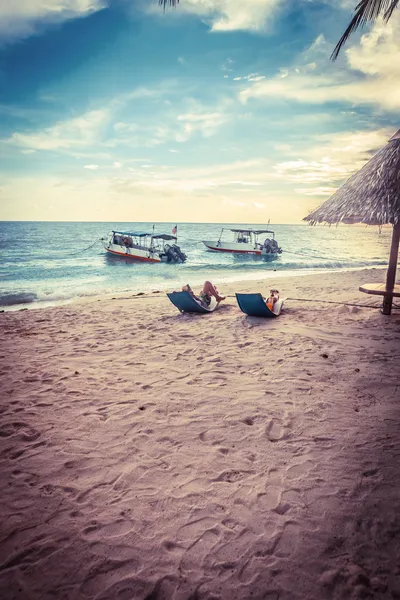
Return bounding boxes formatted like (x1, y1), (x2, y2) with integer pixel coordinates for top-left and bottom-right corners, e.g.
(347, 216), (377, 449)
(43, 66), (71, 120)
(182, 281), (226, 308)
(265, 289), (280, 311)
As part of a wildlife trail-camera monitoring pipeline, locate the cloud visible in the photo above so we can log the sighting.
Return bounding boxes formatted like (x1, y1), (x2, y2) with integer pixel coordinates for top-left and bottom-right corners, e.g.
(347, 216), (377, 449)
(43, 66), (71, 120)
(295, 187), (336, 196)
(176, 109), (229, 140)
(109, 98), (232, 147)
(233, 73), (266, 82)
(240, 15), (400, 111)
(148, 0), (282, 32)
(107, 158), (271, 195)
(84, 164), (99, 170)
(2, 84), (196, 153)
(274, 128), (393, 189)
(6, 109), (108, 150)
(0, 0), (106, 43)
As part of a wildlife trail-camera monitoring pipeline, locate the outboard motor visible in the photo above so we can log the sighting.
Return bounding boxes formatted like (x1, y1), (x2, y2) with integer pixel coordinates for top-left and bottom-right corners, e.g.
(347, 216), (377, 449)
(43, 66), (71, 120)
(163, 243), (187, 263)
(171, 244), (187, 263)
(270, 239), (282, 254)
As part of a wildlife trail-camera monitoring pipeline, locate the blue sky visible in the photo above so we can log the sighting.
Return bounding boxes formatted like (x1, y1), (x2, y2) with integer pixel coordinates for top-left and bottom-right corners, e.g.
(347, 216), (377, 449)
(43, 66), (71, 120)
(0, 0), (398, 223)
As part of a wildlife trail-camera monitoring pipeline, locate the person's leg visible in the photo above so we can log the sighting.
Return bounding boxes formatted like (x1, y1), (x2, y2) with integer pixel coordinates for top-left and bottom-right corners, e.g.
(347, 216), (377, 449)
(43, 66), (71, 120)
(202, 281), (225, 302)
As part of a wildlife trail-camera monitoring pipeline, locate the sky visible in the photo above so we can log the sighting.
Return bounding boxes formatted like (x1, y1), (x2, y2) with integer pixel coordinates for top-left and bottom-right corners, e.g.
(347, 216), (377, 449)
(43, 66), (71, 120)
(0, 0), (399, 224)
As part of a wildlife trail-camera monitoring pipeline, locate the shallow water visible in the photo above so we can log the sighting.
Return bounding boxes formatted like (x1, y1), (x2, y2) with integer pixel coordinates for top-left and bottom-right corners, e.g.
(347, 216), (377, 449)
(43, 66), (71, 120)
(0, 221), (391, 309)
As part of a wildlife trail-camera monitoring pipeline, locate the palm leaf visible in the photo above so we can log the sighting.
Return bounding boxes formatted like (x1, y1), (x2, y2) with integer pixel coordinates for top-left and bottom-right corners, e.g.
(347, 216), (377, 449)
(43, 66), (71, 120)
(158, 0), (179, 7)
(332, 0), (399, 59)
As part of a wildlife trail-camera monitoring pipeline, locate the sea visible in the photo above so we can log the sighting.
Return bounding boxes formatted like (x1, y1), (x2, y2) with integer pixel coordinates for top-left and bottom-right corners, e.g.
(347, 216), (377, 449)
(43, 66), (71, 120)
(0, 221), (391, 311)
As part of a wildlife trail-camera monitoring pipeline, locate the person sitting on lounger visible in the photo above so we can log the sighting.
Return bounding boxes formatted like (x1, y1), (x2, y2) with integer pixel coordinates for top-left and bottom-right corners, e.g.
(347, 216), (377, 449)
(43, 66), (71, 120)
(182, 281), (226, 307)
(265, 289), (279, 310)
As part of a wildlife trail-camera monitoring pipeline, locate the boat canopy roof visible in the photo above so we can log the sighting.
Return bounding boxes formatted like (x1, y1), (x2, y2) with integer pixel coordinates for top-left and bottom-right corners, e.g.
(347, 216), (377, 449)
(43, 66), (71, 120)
(112, 231), (177, 240)
(152, 234), (177, 241)
(229, 228), (275, 235)
(112, 230), (152, 237)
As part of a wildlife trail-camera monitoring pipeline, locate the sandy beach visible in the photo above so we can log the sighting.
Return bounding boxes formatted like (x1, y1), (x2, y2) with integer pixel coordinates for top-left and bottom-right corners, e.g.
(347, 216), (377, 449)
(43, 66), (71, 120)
(1, 267), (400, 600)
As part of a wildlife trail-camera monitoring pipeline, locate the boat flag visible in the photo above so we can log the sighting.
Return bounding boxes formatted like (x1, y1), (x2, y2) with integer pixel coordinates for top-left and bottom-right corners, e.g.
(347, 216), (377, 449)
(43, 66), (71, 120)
(172, 225), (177, 235)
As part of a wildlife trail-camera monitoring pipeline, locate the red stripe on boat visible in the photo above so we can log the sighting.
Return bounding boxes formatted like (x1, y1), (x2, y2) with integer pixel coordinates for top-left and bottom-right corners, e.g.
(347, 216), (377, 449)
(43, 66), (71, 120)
(206, 246), (261, 254)
(105, 248), (160, 262)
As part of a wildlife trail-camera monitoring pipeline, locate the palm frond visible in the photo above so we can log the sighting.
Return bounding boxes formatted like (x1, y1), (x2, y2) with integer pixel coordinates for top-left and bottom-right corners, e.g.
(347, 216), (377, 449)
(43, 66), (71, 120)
(331, 0), (399, 60)
(158, 0), (179, 8)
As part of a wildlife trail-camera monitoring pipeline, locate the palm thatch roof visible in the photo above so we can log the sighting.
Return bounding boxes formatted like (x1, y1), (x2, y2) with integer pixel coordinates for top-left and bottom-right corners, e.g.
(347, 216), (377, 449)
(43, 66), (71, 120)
(304, 129), (400, 226)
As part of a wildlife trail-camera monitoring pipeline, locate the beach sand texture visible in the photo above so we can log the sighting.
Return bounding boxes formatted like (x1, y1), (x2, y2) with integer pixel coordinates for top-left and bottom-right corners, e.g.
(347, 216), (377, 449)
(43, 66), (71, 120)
(1, 268), (400, 600)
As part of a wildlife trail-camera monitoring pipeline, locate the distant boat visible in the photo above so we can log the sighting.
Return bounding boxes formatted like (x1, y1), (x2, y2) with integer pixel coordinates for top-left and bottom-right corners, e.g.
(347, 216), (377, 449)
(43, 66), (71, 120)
(104, 230), (187, 263)
(202, 228), (282, 257)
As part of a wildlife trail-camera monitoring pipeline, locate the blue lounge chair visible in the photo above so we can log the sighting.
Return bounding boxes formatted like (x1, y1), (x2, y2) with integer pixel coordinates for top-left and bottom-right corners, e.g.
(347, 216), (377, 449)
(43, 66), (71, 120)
(236, 293), (284, 318)
(167, 291), (218, 314)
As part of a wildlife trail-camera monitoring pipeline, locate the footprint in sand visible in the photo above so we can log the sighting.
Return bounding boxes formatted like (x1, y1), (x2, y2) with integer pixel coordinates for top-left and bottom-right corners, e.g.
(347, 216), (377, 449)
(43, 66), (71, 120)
(176, 517), (216, 543)
(273, 521), (301, 557)
(257, 487), (281, 511)
(266, 420), (285, 442)
(214, 470), (250, 483)
(180, 529), (220, 572)
(286, 460), (315, 480)
(80, 560), (137, 597)
(83, 519), (136, 540)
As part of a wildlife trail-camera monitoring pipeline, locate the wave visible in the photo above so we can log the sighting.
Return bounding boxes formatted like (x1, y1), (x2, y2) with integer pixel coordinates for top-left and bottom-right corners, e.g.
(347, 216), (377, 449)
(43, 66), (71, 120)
(0, 259), (387, 310)
(0, 292), (38, 307)
(182, 258), (388, 272)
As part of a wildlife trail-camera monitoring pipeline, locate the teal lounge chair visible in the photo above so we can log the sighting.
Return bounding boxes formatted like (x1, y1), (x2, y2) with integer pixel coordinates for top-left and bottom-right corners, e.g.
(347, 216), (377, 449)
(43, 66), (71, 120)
(236, 293), (284, 318)
(167, 291), (218, 314)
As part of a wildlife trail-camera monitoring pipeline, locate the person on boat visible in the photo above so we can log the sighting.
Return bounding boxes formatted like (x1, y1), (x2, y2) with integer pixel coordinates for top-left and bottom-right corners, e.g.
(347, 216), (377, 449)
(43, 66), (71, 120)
(182, 281), (226, 307)
(265, 289), (279, 310)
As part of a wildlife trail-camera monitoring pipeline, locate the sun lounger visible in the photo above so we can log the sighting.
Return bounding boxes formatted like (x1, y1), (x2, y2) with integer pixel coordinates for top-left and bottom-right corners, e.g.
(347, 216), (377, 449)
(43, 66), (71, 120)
(235, 293), (284, 317)
(167, 291), (218, 314)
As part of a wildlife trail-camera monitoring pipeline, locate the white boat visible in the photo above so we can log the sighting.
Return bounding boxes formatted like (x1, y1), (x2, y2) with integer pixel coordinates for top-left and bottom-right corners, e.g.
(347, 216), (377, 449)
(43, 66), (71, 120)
(104, 230), (187, 263)
(202, 228), (282, 256)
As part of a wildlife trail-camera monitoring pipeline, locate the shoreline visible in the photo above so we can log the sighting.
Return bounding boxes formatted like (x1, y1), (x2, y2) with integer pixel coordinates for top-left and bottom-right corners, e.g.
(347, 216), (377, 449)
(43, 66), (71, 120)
(1, 264), (388, 312)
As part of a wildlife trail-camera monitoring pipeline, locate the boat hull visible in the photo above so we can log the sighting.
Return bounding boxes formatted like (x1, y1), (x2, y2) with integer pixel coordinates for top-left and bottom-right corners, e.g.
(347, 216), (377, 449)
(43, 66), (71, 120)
(105, 244), (161, 262)
(202, 241), (262, 255)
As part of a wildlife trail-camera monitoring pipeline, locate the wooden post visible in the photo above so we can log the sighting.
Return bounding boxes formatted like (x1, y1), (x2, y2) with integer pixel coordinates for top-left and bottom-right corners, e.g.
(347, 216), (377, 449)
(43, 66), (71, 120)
(382, 222), (400, 315)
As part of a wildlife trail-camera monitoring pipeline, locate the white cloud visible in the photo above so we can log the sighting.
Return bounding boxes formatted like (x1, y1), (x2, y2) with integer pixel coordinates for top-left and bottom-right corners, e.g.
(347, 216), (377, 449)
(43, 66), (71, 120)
(176, 109), (229, 140)
(110, 99), (231, 147)
(84, 164), (99, 170)
(346, 16), (400, 77)
(6, 109), (108, 150)
(274, 128), (393, 188)
(233, 73), (266, 82)
(2, 84), (183, 153)
(0, 0), (106, 42)
(295, 187), (336, 196)
(148, 0), (282, 32)
(240, 14), (400, 111)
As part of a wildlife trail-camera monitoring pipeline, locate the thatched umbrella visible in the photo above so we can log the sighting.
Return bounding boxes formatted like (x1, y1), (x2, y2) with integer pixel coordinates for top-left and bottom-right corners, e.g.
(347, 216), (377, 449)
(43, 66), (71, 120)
(304, 129), (400, 315)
